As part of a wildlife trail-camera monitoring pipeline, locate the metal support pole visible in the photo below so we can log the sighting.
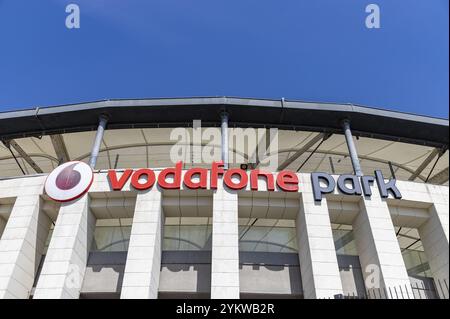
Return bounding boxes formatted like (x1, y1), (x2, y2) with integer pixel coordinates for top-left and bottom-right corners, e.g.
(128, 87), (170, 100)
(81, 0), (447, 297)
(388, 161), (396, 179)
(221, 112), (229, 169)
(89, 115), (108, 169)
(342, 120), (363, 176)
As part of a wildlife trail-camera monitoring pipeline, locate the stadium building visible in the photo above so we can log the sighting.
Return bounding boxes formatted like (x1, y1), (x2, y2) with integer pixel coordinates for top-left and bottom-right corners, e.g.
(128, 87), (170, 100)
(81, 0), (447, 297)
(0, 97), (448, 299)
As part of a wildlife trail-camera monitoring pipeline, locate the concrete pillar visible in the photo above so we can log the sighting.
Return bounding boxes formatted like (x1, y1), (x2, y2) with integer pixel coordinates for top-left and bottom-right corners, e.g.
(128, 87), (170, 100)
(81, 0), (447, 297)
(0, 195), (51, 299)
(121, 189), (164, 299)
(211, 184), (240, 299)
(419, 203), (449, 298)
(353, 195), (413, 298)
(34, 195), (95, 299)
(296, 176), (343, 299)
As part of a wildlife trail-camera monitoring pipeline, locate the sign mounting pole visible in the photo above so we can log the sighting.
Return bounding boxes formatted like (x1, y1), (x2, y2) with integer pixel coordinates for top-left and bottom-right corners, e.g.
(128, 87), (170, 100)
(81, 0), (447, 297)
(221, 111), (229, 170)
(89, 115), (109, 169)
(342, 119), (363, 177)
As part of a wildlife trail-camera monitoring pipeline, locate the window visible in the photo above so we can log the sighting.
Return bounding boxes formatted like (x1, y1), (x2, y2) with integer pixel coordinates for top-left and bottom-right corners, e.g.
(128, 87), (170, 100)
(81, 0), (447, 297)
(332, 224), (358, 256)
(239, 219), (297, 253)
(92, 218), (132, 252)
(163, 217), (212, 251)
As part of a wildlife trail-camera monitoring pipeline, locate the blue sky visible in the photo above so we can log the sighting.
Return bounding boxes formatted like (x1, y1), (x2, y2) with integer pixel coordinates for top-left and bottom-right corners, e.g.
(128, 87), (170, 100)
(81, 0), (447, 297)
(0, 0), (448, 118)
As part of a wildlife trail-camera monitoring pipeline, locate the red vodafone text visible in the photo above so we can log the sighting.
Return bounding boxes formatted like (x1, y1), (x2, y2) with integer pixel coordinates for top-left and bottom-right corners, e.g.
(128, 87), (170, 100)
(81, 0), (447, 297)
(107, 161), (299, 192)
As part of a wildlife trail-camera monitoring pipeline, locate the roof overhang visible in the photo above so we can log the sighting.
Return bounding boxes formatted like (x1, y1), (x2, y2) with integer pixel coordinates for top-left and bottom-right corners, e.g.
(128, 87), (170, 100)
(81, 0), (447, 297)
(0, 97), (448, 148)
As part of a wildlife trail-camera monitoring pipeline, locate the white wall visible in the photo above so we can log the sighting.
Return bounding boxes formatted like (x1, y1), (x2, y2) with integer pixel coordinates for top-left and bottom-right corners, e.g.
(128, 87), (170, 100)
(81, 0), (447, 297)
(0, 172), (448, 299)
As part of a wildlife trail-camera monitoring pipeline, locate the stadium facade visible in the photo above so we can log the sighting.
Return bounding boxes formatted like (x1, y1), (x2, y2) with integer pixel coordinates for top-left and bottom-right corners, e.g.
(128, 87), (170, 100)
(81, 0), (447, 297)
(0, 97), (448, 299)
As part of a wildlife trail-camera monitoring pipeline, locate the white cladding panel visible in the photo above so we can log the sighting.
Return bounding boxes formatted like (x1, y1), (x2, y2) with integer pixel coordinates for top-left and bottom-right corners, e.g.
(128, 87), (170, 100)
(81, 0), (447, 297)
(0, 172), (448, 299)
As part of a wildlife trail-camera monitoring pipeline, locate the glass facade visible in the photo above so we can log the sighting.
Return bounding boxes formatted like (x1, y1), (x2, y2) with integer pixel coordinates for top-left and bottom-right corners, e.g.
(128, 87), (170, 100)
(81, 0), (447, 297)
(163, 217), (212, 251)
(238, 219), (297, 253)
(332, 224), (358, 256)
(402, 249), (432, 278)
(396, 227), (432, 278)
(91, 218), (132, 252)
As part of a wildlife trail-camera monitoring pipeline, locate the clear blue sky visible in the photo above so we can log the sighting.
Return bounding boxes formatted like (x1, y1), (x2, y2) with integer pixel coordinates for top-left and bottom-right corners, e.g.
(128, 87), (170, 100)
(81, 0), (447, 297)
(0, 0), (448, 118)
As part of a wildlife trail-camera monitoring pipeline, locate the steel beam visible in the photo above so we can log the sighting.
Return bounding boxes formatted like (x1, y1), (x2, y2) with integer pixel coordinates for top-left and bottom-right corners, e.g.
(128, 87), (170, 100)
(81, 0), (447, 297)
(50, 134), (70, 164)
(408, 148), (441, 181)
(427, 167), (449, 185)
(5, 139), (43, 174)
(277, 133), (328, 171)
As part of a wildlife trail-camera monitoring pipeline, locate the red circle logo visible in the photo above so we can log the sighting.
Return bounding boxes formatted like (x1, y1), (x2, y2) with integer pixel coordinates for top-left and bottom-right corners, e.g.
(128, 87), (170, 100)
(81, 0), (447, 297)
(44, 161), (93, 202)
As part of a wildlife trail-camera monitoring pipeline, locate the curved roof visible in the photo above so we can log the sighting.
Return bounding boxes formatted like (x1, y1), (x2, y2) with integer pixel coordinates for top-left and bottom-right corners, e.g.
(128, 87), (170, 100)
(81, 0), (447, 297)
(0, 97), (448, 184)
(1, 97), (448, 146)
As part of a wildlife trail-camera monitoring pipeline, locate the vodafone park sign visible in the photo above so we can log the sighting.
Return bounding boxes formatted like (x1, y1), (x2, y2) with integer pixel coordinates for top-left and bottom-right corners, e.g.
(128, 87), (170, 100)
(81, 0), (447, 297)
(108, 162), (298, 192)
(45, 161), (402, 202)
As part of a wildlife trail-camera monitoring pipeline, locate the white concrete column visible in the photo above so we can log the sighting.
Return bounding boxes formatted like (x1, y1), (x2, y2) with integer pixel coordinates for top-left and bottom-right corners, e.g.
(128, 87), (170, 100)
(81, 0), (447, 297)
(297, 176), (343, 299)
(121, 189), (164, 299)
(353, 195), (413, 298)
(34, 195), (95, 299)
(211, 184), (240, 299)
(419, 203), (449, 298)
(0, 195), (51, 299)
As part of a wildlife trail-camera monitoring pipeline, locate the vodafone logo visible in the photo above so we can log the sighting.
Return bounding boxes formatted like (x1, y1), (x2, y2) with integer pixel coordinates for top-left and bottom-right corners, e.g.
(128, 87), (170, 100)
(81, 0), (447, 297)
(44, 161), (94, 202)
